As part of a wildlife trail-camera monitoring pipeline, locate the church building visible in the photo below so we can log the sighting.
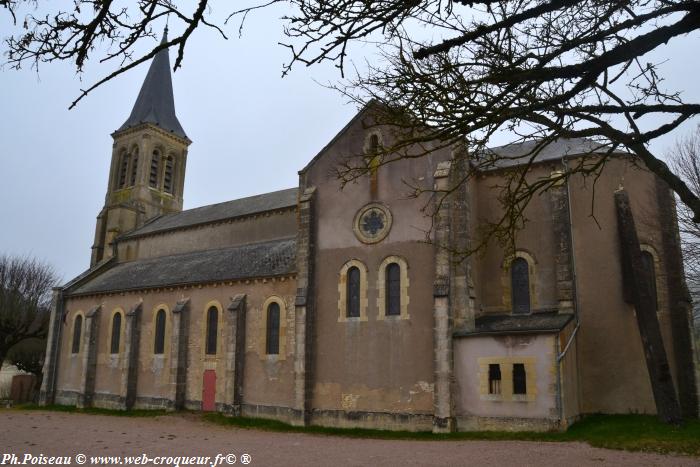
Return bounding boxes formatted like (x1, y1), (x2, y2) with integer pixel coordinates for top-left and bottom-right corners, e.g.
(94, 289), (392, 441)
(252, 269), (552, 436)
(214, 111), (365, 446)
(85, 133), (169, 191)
(39, 33), (698, 432)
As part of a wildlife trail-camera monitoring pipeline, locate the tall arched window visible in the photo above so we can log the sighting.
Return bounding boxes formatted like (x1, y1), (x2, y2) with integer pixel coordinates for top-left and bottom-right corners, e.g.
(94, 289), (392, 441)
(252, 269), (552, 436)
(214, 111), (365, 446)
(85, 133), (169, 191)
(511, 257), (531, 314)
(129, 148), (139, 186)
(154, 309), (166, 354)
(205, 306), (218, 355)
(641, 251), (658, 310)
(163, 155), (175, 194)
(110, 312), (122, 354)
(117, 151), (129, 189)
(71, 315), (83, 354)
(149, 150), (161, 188)
(266, 302), (280, 355)
(386, 262), (401, 316)
(347, 266), (361, 318)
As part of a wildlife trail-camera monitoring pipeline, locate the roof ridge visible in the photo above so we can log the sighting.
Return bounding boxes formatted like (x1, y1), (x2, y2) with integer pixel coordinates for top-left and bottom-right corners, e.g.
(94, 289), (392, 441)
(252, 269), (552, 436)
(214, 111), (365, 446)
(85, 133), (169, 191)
(120, 236), (297, 264)
(121, 187), (298, 240)
(175, 187), (297, 215)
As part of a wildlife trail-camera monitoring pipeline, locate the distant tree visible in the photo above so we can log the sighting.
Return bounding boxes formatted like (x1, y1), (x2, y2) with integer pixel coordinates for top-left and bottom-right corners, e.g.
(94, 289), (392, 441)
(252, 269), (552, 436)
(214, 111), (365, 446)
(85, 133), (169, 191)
(2, 0), (700, 248)
(8, 337), (46, 399)
(668, 127), (700, 325)
(0, 255), (58, 370)
(8, 338), (45, 377)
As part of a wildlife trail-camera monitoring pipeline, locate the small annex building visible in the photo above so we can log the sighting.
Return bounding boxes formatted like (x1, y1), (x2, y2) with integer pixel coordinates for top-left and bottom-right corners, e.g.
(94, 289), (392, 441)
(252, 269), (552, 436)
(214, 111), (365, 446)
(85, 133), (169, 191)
(39, 32), (698, 432)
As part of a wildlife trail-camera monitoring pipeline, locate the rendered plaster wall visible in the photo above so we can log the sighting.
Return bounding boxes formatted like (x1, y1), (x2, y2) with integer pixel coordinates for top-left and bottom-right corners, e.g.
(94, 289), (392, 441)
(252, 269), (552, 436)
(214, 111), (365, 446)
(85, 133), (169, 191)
(470, 155), (682, 416)
(568, 156), (674, 414)
(302, 108), (452, 418)
(116, 209), (297, 261)
(454, 334), (557, 421)
(473, 164), (560, 316)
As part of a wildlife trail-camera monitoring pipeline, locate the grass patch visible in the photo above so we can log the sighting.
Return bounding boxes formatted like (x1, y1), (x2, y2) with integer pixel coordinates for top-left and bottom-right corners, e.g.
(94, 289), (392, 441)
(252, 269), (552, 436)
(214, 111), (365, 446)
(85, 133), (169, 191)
(13, 403), (169, 418)
(560, 414), (700, 456)
(203, 413), (700, 456)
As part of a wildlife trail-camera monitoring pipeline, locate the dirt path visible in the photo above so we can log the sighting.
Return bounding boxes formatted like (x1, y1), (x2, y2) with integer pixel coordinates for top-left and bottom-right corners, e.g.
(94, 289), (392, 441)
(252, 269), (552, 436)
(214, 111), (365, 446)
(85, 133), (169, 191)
(0, 410), (696, 466)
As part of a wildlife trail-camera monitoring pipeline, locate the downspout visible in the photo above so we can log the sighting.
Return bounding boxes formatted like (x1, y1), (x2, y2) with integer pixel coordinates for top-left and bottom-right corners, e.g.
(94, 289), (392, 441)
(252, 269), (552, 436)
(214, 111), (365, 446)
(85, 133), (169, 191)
(555, 155), (582, 427)
(558, 154), (582, 360)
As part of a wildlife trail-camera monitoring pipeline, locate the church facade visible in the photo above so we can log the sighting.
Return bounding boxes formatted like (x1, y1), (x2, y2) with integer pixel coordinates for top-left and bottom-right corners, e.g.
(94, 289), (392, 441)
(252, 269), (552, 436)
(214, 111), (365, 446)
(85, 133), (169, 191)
(39, 36), (698, 432)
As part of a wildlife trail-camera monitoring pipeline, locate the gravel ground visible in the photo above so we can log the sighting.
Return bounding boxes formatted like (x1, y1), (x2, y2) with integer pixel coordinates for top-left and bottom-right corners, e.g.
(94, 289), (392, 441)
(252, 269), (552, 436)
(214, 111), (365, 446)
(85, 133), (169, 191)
(0, 410), (697, 467)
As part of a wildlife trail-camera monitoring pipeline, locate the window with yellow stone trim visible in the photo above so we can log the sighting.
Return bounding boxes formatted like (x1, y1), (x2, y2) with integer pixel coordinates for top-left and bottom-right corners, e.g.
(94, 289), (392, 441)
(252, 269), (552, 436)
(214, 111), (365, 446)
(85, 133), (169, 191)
(338, 259), (368, 322)
(260, 296), (288, 359)
(108, 308), (125, 355)
(376, 255), (410, 320)
(70, 311), (85, 355)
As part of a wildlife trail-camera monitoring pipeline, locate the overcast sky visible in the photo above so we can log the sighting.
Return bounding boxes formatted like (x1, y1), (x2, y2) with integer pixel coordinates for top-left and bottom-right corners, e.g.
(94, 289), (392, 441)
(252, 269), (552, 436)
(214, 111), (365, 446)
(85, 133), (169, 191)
(1, 3), (698, 283)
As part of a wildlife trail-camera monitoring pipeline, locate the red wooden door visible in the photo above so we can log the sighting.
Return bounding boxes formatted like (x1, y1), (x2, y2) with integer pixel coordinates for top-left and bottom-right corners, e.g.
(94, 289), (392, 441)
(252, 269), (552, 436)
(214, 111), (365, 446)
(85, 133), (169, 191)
(202, 370), (216, 411)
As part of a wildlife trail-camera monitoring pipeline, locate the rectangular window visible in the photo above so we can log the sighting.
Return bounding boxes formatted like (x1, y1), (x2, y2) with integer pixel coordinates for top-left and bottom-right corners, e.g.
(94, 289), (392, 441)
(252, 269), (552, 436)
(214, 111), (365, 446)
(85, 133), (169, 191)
(488, 363), (501, 395)
(513, 363), (527, 395)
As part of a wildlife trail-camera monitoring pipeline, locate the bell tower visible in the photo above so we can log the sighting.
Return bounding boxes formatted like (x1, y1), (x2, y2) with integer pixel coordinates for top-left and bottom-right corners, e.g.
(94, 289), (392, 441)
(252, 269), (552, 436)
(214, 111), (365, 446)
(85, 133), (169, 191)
(91, 28), (191, 266)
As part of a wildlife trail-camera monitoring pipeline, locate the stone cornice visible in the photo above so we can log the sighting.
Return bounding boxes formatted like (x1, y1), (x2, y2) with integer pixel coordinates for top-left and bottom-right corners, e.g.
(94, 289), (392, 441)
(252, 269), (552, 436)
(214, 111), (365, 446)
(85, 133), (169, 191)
(111, 122), (191, 146)
(64, 274), (298, 300)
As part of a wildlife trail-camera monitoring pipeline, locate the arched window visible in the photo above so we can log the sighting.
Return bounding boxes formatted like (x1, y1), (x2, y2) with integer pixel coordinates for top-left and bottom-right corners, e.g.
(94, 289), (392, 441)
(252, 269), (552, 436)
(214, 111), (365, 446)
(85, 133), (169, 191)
(163, 155), (175, 194)
(129, 148), (139, 186)
(117, 151), (129, 189)
(149, 150), (161, 188)
(369, 134), (379, 154)
(511, 257), (531, 314)
(266, 302), (280, 355)
(154, 309), (166, 354)
(110, 312), (122, 354)
(347, 266), (361, 318)
(386, 262), (401, 316)
(641, 251), (658, 309)
(71, 315), (83, 354)
(205, 306), (218, 355)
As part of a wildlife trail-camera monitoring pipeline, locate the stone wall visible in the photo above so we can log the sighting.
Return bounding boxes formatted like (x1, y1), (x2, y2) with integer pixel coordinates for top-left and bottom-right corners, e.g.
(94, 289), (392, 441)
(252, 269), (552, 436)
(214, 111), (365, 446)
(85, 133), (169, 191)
(55, 276), (297, 417)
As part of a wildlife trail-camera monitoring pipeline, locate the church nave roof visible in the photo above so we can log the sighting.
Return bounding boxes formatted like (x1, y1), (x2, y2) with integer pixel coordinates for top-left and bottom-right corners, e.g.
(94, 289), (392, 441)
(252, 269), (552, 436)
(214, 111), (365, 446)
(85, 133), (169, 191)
(68, 237), (296, 296)
(122, 187), (298, 239)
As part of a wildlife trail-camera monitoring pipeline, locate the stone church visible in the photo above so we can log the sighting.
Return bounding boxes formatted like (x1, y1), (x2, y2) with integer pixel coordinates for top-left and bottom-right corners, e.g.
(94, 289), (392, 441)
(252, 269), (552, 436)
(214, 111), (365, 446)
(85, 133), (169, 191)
(39, 33), (698, 432)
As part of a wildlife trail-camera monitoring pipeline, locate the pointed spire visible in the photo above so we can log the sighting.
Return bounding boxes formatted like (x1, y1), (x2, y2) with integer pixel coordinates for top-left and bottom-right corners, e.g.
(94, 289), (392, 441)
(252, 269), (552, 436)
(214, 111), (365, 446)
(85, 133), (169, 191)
(116, 28), (187, 139)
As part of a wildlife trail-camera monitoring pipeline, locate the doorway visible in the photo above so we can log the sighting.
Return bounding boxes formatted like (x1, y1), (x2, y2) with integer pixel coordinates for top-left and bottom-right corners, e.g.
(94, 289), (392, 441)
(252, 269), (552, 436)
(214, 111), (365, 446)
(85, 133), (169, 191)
(202, 370), (216, 411)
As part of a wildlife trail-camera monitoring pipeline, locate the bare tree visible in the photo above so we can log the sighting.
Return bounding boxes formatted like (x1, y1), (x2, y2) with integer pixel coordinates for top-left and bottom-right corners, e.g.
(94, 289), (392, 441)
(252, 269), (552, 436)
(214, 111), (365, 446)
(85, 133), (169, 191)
(2, 0), (700, 245)
(0, 255), (58, 370)
(668, 126), (700, 325)
(273, 0), (700, 226)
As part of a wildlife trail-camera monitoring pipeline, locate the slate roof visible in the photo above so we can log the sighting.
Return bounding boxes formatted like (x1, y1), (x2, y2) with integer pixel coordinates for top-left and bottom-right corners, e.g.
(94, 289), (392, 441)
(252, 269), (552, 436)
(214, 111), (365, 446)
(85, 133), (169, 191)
(116, 29), (187, 139)
(67, 238), (296, 296)
(478, 137), (612, 170)
(122, 188), (298, 239)
(454, 312), (574, 337)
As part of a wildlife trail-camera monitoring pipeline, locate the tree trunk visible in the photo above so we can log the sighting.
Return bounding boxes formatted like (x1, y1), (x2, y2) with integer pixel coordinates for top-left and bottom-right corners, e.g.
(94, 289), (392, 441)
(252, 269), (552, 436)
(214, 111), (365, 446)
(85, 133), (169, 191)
(615, 189), (683, 425)
(0, 348), (7, 373)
